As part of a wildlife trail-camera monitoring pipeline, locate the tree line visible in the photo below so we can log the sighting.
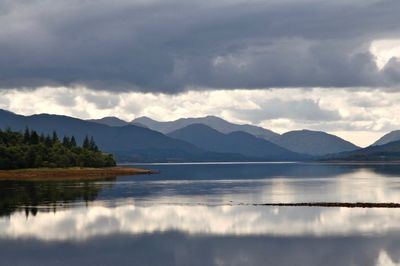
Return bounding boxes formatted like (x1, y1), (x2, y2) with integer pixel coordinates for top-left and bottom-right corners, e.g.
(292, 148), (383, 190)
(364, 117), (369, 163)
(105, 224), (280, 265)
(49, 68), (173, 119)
(0, 128), (116, 170)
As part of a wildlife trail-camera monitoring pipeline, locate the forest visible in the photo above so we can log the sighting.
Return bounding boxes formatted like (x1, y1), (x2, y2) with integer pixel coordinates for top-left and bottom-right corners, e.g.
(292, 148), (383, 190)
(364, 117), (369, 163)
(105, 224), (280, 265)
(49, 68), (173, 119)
(0, 128), (116, 170)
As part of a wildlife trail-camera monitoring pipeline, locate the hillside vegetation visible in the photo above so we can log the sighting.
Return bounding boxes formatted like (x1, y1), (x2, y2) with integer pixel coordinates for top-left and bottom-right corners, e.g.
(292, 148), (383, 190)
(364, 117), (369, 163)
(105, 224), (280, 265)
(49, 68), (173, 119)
(0, 128), (116, 170)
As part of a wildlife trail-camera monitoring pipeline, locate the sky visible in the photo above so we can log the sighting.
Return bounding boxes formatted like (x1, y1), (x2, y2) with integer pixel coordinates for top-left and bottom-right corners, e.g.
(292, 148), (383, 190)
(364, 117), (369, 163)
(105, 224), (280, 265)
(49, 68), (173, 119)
(1, 0), (400, 147)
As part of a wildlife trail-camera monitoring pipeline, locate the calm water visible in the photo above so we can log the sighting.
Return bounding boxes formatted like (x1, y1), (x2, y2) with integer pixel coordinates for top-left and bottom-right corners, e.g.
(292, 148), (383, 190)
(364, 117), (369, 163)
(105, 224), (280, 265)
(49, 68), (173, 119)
(2, 163), (400, 265)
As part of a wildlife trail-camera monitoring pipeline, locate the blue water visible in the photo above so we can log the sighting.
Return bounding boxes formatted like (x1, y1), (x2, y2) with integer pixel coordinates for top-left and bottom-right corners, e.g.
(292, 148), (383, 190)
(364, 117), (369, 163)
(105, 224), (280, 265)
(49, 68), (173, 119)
(1, 163), (400, 265)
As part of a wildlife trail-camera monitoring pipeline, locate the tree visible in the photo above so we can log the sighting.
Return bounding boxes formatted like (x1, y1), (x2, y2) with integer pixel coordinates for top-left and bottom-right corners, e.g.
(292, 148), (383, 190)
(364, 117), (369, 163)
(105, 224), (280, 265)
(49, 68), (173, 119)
(70, 136), (77, 147)
(62, 136), (70, 147)
(82, 136), (90, 149)
(30, 130), (39, 145)
(0, 129), (116, 170)
(89, 136), (99, 152)
(52, 131), (59, 144)
(23, 127), (30, 143)
(45, 135), (52, 147)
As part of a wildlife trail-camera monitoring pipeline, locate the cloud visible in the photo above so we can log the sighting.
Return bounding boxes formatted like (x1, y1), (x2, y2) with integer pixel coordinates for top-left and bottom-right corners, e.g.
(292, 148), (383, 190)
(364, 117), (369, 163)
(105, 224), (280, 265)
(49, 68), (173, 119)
(231, 98), (341, 123)
(2, 204), (400, 240)
(0, 0), (400, 92)
(83, 92), (120, 110)
(2, 86), (400, 146)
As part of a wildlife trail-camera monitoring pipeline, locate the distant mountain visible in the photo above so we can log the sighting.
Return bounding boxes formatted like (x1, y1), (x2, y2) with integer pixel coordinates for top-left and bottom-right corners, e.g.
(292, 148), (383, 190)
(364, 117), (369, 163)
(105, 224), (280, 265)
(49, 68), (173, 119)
(168, 124), (308, 161)
(372, 131), (400, 146)
(323, 140), (400, 161)
(0, 109), (247, 162)
(132, 115), (279, 140)
(89, 116), (130, 127)
(270, 130), (359, 156)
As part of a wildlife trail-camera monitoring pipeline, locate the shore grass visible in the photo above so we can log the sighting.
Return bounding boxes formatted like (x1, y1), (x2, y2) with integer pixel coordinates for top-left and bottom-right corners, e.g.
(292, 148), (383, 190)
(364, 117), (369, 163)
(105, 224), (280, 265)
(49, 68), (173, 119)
(0, 167), (154, 181)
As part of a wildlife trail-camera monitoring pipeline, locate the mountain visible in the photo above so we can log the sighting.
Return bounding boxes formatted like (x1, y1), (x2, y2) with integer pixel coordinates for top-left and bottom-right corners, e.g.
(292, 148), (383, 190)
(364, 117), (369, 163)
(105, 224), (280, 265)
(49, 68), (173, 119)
(372, 131), (400, 146)
(118, 116), (359, 156)
(270, 130), (359, 156)
(132, 115), (279, 140)
(323, 140), (400, 161)
(88, 117), (130, 127)
(0, 109), (247, 162)
(168, 124), (308, 161)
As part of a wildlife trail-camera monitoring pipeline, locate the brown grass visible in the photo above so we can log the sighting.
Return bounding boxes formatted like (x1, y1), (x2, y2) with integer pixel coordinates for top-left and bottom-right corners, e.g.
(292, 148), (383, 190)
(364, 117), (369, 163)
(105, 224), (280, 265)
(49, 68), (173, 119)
(0, 167), (154, 181)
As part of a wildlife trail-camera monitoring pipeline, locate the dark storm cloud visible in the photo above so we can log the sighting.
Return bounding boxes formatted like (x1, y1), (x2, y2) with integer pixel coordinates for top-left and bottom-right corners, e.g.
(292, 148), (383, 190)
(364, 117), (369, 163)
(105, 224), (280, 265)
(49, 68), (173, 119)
(0, 0), (400, 93)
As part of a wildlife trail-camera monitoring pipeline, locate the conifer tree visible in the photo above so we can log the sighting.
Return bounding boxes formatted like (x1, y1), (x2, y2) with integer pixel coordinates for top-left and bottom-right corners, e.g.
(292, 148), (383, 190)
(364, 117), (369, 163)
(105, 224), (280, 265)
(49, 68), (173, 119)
(70, 136), (77, 147)
(30, 130), (39, 145)
(0, 129), (116, 170)
(83, 136), (90, 149)
(62, 136), (70, 147)
(45, 134), (52, 147)
(89, 136), (99, 151)
(52, 131), (59, 144)
(23, 127), (30, 143)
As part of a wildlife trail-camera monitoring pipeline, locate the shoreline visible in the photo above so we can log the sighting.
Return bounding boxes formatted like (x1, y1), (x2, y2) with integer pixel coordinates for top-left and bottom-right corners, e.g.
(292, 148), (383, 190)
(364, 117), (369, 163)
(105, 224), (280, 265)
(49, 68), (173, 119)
(0, 167), (155, 181)
(126, 160), (400, 165)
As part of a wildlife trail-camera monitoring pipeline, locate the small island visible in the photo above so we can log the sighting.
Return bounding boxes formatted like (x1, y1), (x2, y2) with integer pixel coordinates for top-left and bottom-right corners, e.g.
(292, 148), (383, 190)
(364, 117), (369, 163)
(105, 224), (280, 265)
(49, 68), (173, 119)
(0, 128), (151, 180)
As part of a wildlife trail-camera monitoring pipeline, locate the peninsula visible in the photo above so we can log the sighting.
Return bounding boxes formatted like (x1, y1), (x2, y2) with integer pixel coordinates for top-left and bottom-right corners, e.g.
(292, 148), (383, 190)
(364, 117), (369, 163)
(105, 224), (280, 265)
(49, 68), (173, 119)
(0, 128), (152, 180)
(0, 167), (153, 181)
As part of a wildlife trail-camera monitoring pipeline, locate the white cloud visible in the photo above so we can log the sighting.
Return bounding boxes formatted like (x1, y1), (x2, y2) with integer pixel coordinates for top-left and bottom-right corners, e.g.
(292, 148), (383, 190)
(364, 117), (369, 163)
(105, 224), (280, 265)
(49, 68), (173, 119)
(1, 202), (400, 241)
(370, 39), (400, 70)
(1, 86), (400, 147)
(376, 251), (400, 266)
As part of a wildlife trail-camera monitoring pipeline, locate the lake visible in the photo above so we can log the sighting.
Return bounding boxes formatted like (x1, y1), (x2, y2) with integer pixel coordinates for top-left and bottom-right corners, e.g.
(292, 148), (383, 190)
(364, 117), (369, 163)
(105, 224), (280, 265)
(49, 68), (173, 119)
(1, 162), (400, 265)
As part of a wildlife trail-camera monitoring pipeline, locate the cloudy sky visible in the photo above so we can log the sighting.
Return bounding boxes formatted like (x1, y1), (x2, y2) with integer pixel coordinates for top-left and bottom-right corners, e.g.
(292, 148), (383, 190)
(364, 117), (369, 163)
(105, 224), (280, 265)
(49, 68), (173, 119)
(1, 0), (400, 146)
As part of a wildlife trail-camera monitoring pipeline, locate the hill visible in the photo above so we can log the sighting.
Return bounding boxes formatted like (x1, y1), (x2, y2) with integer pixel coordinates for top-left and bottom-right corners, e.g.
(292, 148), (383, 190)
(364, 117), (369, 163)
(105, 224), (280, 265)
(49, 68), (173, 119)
(270, 130), (359, 156)
(88, 117), (130, 127)
(372, 131), (400, 146)
(0, 109), (245, 162)
(132, 115), (279, 140)
(322, 140), (400, 161)
(168, 124), (308, 161)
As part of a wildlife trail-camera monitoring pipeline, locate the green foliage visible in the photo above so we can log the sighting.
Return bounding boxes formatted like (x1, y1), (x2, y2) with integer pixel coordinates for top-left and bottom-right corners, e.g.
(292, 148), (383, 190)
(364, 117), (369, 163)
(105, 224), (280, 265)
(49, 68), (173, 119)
(0, 129), (116, 170)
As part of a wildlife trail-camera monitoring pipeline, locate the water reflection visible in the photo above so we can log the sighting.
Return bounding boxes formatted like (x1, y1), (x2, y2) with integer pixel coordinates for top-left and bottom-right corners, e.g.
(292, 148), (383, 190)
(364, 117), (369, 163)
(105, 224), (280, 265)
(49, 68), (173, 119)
(0, 179), (114, 217)
(127, 162), (400, 180)
(99, 166), (400, 205)
(2, 163), (400, 265)
(2, 205), (400, 240)
(0, 230), (400, 266)
(2, 163), (400, 217)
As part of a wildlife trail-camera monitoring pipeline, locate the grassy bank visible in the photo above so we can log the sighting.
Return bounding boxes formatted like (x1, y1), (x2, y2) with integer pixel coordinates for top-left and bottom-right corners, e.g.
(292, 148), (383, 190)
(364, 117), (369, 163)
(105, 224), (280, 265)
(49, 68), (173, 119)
(0, 167), (154, 181)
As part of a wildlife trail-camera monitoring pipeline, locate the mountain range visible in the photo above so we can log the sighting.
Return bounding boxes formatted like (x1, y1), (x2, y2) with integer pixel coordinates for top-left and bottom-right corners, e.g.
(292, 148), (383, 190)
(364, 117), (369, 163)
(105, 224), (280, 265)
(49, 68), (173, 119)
(0, 109), (248, 162)
(132, 115), (279, 140)
(270, 130), (359, 156)
(131, 116), (360, 156)
(5, 109), (395, 162)
(0, 109), (307, 162)
(91, 115), (361, 156)
(167, 124), (306, 160)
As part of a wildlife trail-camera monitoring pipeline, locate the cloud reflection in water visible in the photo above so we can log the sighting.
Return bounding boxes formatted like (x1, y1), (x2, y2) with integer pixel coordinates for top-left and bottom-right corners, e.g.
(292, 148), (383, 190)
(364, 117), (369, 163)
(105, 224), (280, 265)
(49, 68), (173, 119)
(2, 204), (400, 241)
